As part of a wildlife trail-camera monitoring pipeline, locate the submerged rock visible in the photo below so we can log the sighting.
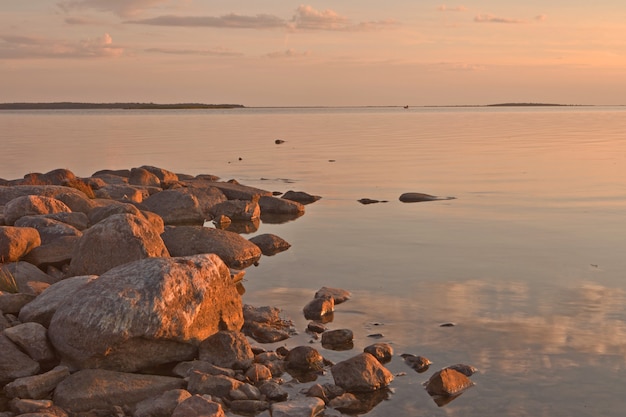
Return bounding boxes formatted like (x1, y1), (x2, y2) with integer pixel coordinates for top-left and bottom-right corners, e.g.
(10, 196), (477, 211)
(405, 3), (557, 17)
(399, 192), (455, 203)
(249, 233), (291, 256)
(331, 353), (393, 392)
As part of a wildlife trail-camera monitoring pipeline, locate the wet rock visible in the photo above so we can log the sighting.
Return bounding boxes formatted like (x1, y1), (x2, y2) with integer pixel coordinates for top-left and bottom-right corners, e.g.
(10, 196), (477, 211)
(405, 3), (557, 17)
(87, 201), (143, 225)
(0, 333), (40, 385)
(281, 191), (321, 205)
(18, 275), (98, 327)
(209, 199), (260, 222)
(134, 389), (192, 417)
(4, 366), (70, 400)
(242, 305), (294, 343)
(285, 346), (325, 373)
(357, 198), (387, 205)
(307, 321), (327, 334)
(49, 254), (243, 372)
(314, 287), (351, 304)
(187, 372), (243, 398)
(52, 369), (185, 413)
(171, 394), (225, 417)
(200, 180), (271, 201)
(0, 225), (41, 262)
(321, 329), (354, 350)
(3, 195), (72, 226)
(331, 353), (393, 392)
(198, 330), (254, 370)
(425, 368), (474, 396)
(248, 233), (291, 256)
(445, 363), (479, 376)
(68, 213), (169, 276)
(328, 389), (390, 415)
(258, 195), (305, 215)
(3, 322), (56, 364)
(303, 297), (334, 320)
(161, 225), (262, 269)
(363, 343), (394, 364)
(275, 139), (285, 144)
(271, 397), (325, 417)
(399, 192), (455, 203)
(14, 216), (82, 245)
(401, 353), (432, 373)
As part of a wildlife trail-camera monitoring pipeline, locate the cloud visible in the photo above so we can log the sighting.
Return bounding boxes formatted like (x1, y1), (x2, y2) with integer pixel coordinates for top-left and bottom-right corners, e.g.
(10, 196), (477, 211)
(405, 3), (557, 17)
(437, 5), (468, 12)
(58, 0), (171, 18)
(265, 48), (310, 59)
(0, 33), (123, 59)
(145, 47), (243, 57)
(474, 14), (525, 24)
(126, 5), (397, 32)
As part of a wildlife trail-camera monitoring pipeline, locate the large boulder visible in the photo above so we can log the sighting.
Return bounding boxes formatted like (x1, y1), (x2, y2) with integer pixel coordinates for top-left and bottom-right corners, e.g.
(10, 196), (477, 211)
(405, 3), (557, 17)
(0, 333), (40, 385)
(162, 226), (262, 269)
(0, 226), (41, 262)
(248, 234), (291, 256)
(140, 188), (206, 225)
(14, 216), (82, 245)
(425, 368), (475, 396)
(3, 195), (72, 226)
(48, 254), (244, 372)
(4, 365), (70, 400)
(129, 167), (161, 187)
(258, 196), (305, 215)
(52, 369), (185, 413)
(331, 353), (394, 392)
(67, 213), (169, 276)
(22, 235), (81, 270)
(198, 331), (254, 370)
(208, 199), (260, 222)
(1, 261), (59, 294)
(0, 185), (95, 214)
(3, 322), (56, 364)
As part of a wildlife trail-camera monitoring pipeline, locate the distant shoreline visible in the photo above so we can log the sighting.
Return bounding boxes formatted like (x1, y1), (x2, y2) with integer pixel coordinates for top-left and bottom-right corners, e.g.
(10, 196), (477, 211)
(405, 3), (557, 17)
(0, 102), (245, 110)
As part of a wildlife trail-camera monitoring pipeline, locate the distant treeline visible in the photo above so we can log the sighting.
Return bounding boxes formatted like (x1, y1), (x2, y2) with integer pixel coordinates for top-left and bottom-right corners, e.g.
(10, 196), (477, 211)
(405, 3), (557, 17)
(0, 102), (245, 110)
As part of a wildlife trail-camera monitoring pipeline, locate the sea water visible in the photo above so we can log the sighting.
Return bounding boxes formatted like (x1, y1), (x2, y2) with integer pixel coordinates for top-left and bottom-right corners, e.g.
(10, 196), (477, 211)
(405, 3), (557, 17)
(2, 106), (626, 416)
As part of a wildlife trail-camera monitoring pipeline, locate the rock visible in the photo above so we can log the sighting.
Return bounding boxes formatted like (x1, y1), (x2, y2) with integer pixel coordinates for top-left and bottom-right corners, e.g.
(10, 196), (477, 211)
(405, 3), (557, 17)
(94, 184), (150, 203)
(232, 383), (262, 400)
(275, 139), (285, 144)
(172, 360), (236, 378)
(363, 343), (394, 364)
(4, 366), (70, 400)
(303, 297), (334, 320)
(248, 233), (291, 256)
(270, 397), (325, 417)
(198, 330), (254, 370)
(18, 275), (98, 327)
(425, 368), (475, 396)
(357, 198), (386, 205)
(0, 226), (41, 262)
(68, 213), (169, 276)
(139, 188), (205, 225)
(49, 254), (243, 372)
(161, 225), (261, 269)
(41, 211), (89, 230)
(245, 363), (272, 384)
(242, 305), (294, 343)
(314, 287), (351, 304)
(0, 292), (36, 314)
(331, 353), (394, 392)
(307, 321), (327, 334)
(1, 261), (59, 294)
(281, 191), (321, 205)
(139, 165), (179, 183)
(22, 235), (80, 270)
(0, 333), (40, 385)
(399, 192), (455, 203)
(401, 353), (432, 373)
(52, 369), (185, 413)
(14, 216), (82, 245)
(444, 363), (479, 377)
(328, 389), (389, 415)
(129, 167), (161, 187)
(259, 381), (288, 402)
(3, 195), (72, 226)
(258, 195), (305, 215)
(321, 329), (354, 350)
(87, 201), (143, 225)
(133, 389), (192, 417)
(171, 394), (225, 417)
(285, 346), (325, 373)
(0, 185), (94, 214)
(3, 322), (56, 364)
(187, 372), (243, 398)
(208, 199), (260, 222)
(230, 399), (269, 414)
(198, 180), (271, 201)
(6, 398), (61, 415)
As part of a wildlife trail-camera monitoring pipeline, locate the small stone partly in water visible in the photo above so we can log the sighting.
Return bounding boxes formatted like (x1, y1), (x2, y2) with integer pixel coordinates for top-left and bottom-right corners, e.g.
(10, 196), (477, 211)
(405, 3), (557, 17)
(357, 198), (388, 205)
(445, 363), (478, 377)
(367, 333), (384, 339)
(275, 139), (285, 144)
(440, 322), (456, 327)
(400, 353), (432, 373)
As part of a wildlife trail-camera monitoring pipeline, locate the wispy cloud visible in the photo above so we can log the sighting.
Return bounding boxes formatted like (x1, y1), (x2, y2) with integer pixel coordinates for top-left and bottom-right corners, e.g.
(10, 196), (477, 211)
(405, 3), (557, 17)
(474, 14), (525, 24)
(265, 48), (310, 59)
(437, 5), (468, 12)
(58, 0), (171, 18)
(126, 5), (398, 32)
(145, 47), (243, 57)
(0, 33), (123, 59)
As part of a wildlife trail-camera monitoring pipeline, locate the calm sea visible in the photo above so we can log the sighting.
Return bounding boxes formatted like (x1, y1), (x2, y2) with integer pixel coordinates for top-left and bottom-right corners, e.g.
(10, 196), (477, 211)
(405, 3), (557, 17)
(2, 106), (626, 416)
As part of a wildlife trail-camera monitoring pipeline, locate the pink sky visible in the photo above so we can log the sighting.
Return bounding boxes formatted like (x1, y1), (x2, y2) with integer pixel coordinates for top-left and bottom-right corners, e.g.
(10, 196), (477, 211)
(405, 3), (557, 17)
(1, 1), (625, 106)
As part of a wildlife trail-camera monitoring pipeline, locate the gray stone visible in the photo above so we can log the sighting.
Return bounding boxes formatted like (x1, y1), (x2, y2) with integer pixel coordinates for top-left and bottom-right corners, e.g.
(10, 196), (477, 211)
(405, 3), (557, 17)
(321, 329), (353, 350)
(258, 196), (305, 215)
(94, 184), (150, 203)
(244, 363), (272, 384)
(270, 397), (325, 417)
(198, 330), (254, 370)
(0, 226), (41, 262)
(3, 322), (56, 363)
(171, 395), (225, 417)
(133, 389), (192, 417)
(242, 305), (294, 343)
(208, 199), (260, 222)
(230, 399), (269, 414)
(1, 261), (59, 294)
(187, 372), (243, 398)
(22, 235), (80, 270)
(363, 343), (394, 364)
(172, 360), (236, 378)
(49, 254), (243, 372)
(331, 353), (393, 392)
(259, 381), (288, 402)
(52, 369), (185, 413)
(139, 188), (205, 225)
(281, 190), (321, 204)
(161, 225), (262, 269)
(42, 211), (89, 231)
(87, 201), (143, 225)
(0, 292), (37, 314)
(0, 185), (94, 214)
(68, 213), (169, 276)
(285, 346), (325, 372)
(139, 166), (179, 183)
(14, 216), (82, 245)
(129, 167), (162, 187)
(0, 333), (40, 385)
(248, 233), (291, 256)
(4, 366), (70, 400)
(3, 195), (71, 226)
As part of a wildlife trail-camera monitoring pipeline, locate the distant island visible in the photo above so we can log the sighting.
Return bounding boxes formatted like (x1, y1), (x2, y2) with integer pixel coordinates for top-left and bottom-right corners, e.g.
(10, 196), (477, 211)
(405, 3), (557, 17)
(0, 102), (245, 110)
(487, 103), (569, 107)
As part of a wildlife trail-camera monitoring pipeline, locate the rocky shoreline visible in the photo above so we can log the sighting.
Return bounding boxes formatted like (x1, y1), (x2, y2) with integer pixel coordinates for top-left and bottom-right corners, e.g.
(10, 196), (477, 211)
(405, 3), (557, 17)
(0, 166), (474, 417)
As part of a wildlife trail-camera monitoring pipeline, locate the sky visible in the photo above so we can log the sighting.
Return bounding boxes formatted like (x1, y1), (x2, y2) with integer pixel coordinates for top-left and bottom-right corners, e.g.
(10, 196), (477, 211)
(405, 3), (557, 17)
(1, 0), (625, 106)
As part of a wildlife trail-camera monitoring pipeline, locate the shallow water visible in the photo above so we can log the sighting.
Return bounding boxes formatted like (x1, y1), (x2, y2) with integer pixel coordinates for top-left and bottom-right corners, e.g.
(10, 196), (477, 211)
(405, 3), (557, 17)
(2, 106), (626, 415)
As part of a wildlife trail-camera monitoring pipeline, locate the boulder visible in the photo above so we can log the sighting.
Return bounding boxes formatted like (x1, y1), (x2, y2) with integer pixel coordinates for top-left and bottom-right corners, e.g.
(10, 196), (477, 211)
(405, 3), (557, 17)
(0, 292), (36, 314)
(161, 225), (261, 269)
(40, 211), (89, 231)
(5, 398), (61, 415)
(399, 192), (455, 203)
(248, 234), (291, 256)
(208, 199), (260, 222)
(139, 165), (179, 183)
(49, 254), (243, 372)
(3, 195), (72, 226)
(87, 201), (143, 225)
(230, 399), (269, 415)
(244, 363), (273, 384)
(314, 287), (351, 304)
(140, 188), (205, 225)
(303, 297), (334, 320)
(198, 330), (254, 370)
(270, 397), (325, 417)
(258, 195), (305, 215)
(172, 361), (236, 379)
(425, 368), (474, 396)
(134, 389), (192, 417)
(22, 235), (80, 270)
(259, 381), (289, 402)
(129, 167), (161, 187)
(331, 353), (393, 392)
(321, 329), (354, 350)
(0, 185), (94, 214)
(1, 261), (59, 294)
(281, 190), (321, 204)
(67, 213), (169, 277)
(18, 275), (98, 327)
(52, 369), (185, 413)
(187, 372), (243, 398)
(4, 366), (70, 400)
(285, 346), (325, 373)
(242, 305), (294, 343)
(171, 394), (225, 417)
(363, 343), (394, 364)
(3, 322), (56, 364)
(0, 333), (40, 385)
(0, 225), (41, 262)
(94, 184), (151, 203)
(14, 216), (82, 245)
